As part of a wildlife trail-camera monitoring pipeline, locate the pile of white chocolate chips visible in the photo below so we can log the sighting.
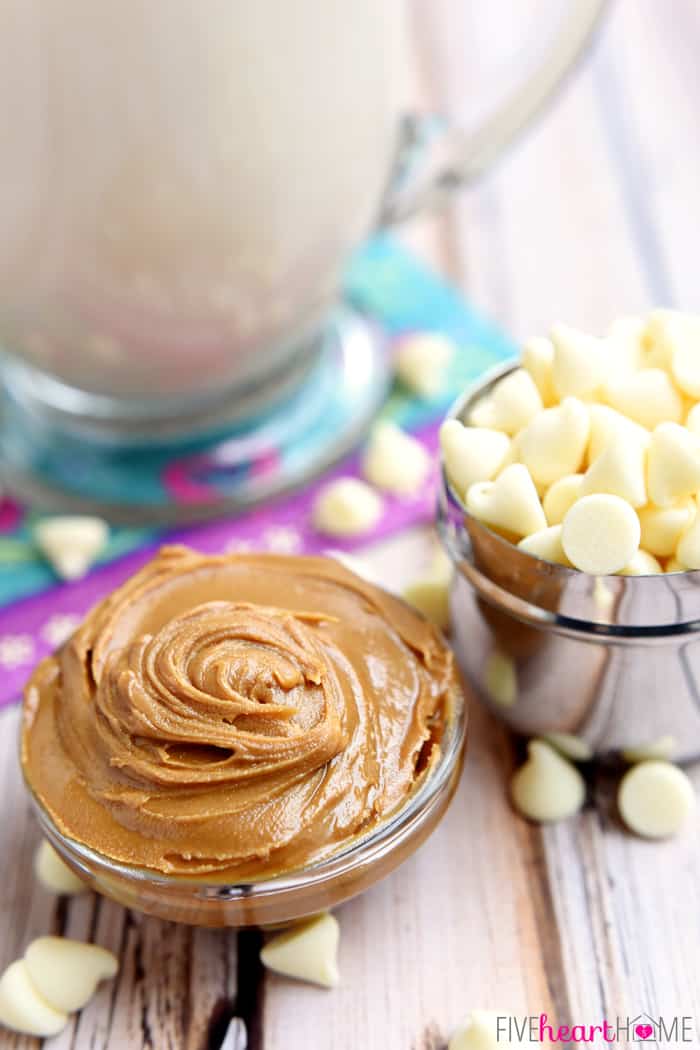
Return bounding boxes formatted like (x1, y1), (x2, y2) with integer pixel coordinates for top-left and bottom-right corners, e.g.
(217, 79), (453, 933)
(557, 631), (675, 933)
(440, 310), (700, 575)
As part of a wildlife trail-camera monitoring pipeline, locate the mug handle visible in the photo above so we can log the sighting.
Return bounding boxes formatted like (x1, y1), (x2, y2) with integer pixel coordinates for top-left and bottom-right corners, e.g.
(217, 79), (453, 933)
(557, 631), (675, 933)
(379, 0), (608, 226)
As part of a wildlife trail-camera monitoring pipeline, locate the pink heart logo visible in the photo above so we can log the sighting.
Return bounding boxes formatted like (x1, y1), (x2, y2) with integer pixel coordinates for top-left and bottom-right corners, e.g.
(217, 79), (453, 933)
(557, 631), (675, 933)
(635, 1024), (653, 1040)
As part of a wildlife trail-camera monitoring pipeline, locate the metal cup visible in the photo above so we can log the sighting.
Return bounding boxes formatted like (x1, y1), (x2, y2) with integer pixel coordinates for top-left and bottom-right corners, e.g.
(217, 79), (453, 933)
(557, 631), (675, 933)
(437, 363), (700, 763)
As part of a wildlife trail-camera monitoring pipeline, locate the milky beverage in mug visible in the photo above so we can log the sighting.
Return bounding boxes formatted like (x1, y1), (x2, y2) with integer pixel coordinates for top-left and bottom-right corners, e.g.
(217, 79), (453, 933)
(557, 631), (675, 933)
(0, 0), (402, 400)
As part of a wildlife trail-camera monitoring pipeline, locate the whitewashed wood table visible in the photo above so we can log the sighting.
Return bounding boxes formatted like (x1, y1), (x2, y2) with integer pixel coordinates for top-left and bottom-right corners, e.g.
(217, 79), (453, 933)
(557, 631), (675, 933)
(2, 1), (700, 1047)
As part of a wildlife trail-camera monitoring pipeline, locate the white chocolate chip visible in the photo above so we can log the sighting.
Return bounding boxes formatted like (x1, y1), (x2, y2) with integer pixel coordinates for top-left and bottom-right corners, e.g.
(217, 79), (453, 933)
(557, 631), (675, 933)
(466, 464), (546, 539)
(518, 397), (590, 486)
(468, 369), (543, 435)
(607, 315), (645, 376)
(403, 548), (451, 631)
(617, 761), (695, 839)
(675, 508), (700, 569)
(483, 649), (517, 707)
(543, 474), (585, 526)
(439, 420), (510, 497)
(604, 368), (683, 429)
(587, 404), (650, 464)
(618, 549), (663, 575)
(449, 1010), (517, 1050)
(34, 516), (109, 582)
(580, 432), (647, 508)
(0, 960), (68, 1037)
(643, 309), (683, 370)
(672, 344), (700, 398)
(394, 332), (454, 398)
(260, 913), (339, 988)
(542, 732), (593, 762)
(521, 336), (556, 405)
(647, 422), (700, 507)
(551, 324), (606, 400)
(403, 576), (450, 631)
(24, 937), (118, 1014)
(428, 544), (452, 579)
(312, 478), (382, 537)
(562, 494), (640, 575)
(362, 422), (430, 496)
(34, 840), (86, 896)
(686, 402), (700, 436)
(517, 525), (571, 567)
(622, 735), (676, 764)
(497, 428), (523, 471)
(511, 740), (585, 823)
(638, 499), (696, 557)
(664, 314), (700, 397)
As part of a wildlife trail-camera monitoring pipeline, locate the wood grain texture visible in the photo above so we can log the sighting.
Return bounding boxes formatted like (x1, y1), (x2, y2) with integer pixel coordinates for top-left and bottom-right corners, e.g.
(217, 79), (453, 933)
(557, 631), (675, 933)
(2, 2), (700, 1047)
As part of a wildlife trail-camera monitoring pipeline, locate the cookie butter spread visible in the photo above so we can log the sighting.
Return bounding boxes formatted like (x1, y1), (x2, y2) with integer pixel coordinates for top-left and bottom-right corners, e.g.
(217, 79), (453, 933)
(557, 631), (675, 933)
(22, 547), (461, 880)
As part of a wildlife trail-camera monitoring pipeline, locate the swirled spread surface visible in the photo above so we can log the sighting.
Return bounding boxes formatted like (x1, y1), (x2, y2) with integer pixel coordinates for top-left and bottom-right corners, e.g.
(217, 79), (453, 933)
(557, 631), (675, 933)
(22, 547), (461, 879)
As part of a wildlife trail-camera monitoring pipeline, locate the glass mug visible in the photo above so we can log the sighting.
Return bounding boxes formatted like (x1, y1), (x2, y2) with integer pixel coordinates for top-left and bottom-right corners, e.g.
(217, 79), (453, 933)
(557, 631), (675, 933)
(0, 0), (605, 515)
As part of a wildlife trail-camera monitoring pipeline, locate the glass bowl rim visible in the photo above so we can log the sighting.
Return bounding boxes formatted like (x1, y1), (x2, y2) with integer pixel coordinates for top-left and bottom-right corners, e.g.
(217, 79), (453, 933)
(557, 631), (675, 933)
(22, 687), (467, 904)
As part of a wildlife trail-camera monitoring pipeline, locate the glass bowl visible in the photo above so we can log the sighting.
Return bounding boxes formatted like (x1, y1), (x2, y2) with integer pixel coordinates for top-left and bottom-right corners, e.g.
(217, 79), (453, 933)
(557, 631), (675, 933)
(23, 687), (467, 928)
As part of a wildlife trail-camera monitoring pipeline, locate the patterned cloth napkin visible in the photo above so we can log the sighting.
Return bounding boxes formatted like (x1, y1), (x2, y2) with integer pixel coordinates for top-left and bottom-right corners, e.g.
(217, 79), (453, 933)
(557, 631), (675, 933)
(0, 234), (515, 707)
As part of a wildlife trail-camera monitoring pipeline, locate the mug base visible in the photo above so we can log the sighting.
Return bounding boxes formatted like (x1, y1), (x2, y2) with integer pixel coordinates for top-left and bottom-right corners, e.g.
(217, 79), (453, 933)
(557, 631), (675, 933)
(0, 306), (390, 524)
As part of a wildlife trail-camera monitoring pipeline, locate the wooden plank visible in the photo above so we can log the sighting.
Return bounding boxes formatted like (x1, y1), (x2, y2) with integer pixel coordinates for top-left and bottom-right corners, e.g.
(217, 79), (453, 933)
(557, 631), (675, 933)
(260, 701), (554, 1050)
(414, 0), (653, 338)
(259, 528), (554, 1050)
(589, 0), (700, 310)
(2, 529), (700, 1049)
(545, 769), (700, 1036)
(2, 3), (700, 1048)
(0, 703), (239, 1049)
(0, 527), (555, 1050)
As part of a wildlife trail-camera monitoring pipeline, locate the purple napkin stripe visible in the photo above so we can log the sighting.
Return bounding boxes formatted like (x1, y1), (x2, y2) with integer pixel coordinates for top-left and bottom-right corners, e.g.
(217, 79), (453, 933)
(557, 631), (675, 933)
(0, 422), (441, 708)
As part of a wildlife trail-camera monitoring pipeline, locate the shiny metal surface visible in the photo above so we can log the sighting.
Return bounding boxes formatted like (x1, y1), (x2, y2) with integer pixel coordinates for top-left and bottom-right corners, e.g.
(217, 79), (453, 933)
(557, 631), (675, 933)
(437, 363), (700, 763)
